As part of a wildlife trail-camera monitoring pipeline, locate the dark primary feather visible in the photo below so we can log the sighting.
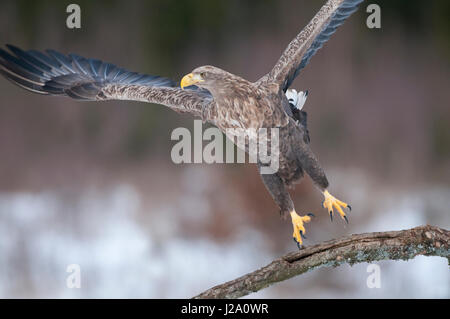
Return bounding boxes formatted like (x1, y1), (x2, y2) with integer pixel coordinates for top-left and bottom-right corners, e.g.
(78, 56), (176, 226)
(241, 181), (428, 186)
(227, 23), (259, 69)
(259, 0), (364, 92)
(0, 44), (176, 100)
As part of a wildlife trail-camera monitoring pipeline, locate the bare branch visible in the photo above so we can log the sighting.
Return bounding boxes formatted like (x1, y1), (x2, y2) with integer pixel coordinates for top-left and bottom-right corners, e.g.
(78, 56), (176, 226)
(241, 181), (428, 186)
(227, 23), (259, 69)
(194, 225), (449, 299)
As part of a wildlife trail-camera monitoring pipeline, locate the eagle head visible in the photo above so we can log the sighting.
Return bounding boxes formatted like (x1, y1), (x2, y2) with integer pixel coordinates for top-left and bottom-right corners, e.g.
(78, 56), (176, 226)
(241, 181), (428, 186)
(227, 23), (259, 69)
(180, 66), (236, 91)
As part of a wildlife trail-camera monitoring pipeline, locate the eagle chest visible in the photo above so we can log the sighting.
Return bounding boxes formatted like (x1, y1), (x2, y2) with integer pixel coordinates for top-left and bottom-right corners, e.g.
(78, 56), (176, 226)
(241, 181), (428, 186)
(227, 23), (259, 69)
(215, 92), (276, 130)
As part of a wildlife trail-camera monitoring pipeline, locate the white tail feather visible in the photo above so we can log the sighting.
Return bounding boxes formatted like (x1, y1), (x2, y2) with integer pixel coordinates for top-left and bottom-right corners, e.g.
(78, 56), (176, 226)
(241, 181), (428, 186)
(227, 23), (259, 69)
(286, 89), (308, 110)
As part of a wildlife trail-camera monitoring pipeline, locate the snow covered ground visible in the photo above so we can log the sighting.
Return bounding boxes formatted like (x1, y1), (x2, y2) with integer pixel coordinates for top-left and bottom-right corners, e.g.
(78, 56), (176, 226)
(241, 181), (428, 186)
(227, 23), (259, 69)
(0, 180), (448, 298)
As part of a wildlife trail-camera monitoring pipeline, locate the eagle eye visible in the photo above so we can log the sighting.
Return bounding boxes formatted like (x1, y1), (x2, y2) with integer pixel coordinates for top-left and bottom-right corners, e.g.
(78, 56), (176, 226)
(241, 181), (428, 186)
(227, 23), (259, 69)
(200, 72), (206, 78)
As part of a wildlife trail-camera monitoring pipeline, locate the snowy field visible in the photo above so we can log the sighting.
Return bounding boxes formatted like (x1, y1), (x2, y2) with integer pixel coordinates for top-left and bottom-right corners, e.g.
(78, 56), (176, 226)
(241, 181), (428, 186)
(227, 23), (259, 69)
(0, 180), (448, 298)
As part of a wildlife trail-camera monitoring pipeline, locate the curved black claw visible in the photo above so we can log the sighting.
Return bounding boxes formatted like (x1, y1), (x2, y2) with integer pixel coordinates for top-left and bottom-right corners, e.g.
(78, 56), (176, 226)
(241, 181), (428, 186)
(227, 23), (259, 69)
(343, 215), (349, 224)
(293, 238), (302, 250)
(300, 230), (307, 240)
(329, 211), (333, 222)
(307, 213), (315, 217)
(347, 205), (352, 211)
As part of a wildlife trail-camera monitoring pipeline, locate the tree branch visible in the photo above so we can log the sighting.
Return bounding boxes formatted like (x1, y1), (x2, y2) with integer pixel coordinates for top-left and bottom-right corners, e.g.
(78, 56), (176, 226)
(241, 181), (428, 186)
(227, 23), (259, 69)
(194, 225), (449, 299)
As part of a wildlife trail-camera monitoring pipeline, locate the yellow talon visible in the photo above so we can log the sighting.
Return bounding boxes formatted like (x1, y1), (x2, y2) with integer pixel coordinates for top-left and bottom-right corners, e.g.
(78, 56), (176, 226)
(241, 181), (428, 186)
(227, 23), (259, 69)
(322, 190), (350, 223)
(290, 210), (312, 247)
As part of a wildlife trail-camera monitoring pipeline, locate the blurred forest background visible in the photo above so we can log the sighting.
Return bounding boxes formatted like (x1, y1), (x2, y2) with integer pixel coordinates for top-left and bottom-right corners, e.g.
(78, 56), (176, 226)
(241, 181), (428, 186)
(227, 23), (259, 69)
(0, 0), (449, 298)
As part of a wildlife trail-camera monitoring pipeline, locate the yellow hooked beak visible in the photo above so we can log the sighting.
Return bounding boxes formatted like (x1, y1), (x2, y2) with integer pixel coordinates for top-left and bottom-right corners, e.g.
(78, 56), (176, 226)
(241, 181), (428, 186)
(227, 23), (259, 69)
(180, 73), (204, 89)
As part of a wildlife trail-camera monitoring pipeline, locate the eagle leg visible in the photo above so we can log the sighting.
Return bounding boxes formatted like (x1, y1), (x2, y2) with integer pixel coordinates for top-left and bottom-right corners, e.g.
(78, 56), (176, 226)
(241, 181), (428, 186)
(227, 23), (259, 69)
(294, 141), (351, 224)
(258, 166), (314, 248)
(322, 190), (351, 223)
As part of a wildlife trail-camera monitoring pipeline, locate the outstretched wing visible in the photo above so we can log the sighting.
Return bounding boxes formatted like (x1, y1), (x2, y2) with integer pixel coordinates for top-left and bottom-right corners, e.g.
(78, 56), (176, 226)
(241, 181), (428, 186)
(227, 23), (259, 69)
(259, 0), (363, 92)
(0, 45), (215, 120)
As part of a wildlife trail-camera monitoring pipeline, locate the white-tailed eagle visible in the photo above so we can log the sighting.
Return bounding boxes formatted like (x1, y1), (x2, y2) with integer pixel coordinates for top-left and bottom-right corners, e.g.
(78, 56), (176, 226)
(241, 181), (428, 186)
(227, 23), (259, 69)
(0, 0), (363, 248)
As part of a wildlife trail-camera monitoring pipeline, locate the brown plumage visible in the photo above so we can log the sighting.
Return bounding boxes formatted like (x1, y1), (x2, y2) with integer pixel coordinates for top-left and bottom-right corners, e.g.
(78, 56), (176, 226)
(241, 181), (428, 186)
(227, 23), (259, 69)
(0, 0), (363, 248)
